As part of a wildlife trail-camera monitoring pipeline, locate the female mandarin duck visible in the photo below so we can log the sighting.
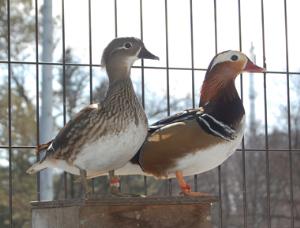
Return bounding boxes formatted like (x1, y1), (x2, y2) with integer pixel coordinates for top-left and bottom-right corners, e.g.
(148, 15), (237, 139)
(110, 50), (265, 196)
(27, 37), (159, 196)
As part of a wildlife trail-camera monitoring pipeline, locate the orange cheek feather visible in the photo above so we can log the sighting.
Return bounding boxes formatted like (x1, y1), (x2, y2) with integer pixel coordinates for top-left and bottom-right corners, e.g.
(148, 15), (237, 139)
(200, 61), (244, 105)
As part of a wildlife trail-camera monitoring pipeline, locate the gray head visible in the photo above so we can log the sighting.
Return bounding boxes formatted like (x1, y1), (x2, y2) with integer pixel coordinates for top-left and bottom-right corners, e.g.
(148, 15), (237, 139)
(102, 37), (159, 82)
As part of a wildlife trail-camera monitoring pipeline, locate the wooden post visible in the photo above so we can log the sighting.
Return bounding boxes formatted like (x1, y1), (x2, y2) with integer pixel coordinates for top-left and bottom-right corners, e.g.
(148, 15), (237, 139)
(31, 196), (217, 228)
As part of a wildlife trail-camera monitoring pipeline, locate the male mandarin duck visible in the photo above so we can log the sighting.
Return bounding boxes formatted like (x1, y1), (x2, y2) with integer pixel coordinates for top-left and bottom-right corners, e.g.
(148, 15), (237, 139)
(27, 37), (159, 196)
(108, 50), (265, 196)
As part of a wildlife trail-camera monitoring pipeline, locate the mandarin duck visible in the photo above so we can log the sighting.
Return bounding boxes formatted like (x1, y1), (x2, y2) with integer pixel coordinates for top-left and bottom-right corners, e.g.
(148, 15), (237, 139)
(108, 50), (264, 196)
(27, 37), (159, 196)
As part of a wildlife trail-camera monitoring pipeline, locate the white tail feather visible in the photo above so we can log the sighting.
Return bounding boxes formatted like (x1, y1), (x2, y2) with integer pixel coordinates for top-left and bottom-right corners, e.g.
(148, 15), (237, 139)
(86, 162), (146, 179)
(26, 159), (80, 175)
(26, 161), (48, 174)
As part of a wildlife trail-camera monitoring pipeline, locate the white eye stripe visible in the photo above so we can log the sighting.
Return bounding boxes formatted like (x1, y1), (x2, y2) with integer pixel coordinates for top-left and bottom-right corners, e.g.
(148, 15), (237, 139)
(209, 51), (243, 72)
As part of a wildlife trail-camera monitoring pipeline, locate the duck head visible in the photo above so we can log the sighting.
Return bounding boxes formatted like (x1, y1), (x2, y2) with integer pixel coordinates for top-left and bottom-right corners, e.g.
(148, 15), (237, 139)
(102, 37), (159, 82)
(200, 50), (264, 106)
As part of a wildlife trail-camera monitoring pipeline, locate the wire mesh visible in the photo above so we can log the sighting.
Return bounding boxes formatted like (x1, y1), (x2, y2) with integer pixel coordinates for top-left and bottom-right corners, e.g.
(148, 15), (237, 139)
(1, 0), (299, 227)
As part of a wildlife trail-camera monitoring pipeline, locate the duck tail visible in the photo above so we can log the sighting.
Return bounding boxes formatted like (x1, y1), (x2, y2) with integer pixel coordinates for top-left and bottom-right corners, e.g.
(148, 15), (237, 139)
(26, 160), (50, 174)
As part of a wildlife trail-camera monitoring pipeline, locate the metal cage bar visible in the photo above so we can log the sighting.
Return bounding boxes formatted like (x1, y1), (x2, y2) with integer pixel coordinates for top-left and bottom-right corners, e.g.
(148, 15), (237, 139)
(283, 0), (295, 227)
(164, 0), (173, 196)
(260, 1), (271, 228)
(88, 0), (96, 195)
(237, 0), (248, 227)
(1, 1), (299, 227)
(34, 0), (41, 202)
(61, 0), (68, 199)
(2, 59), (300, 75)
(189, 0), (198, 193)
(88, 0), (93, 106)
(1, 145), (300, 152)
(213, 0), (223, 227)
(139, 0), (149, 196)
(114, 0), (118, 38)
(6, 0), (13, 226)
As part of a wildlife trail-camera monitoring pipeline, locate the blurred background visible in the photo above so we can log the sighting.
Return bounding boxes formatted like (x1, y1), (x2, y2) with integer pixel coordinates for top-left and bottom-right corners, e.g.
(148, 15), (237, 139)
(0, 0), (300, 227)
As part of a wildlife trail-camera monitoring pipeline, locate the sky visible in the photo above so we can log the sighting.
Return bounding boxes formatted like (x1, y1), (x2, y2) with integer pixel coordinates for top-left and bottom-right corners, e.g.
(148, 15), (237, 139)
(46, 0), (300, 131)
(2, 0), (300, 139)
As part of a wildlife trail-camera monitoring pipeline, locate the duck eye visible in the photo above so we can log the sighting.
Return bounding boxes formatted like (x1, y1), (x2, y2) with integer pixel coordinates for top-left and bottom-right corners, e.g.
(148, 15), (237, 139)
(231, 55), (238, 61)
(124, 42), (132, 49)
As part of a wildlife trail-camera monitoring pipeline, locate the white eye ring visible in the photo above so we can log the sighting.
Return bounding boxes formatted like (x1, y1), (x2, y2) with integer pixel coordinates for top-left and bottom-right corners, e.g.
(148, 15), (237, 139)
(124, 42), (132, 49)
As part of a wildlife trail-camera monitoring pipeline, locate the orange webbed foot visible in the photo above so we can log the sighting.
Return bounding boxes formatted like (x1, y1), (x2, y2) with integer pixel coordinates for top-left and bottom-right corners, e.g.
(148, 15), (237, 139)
(176, 171), (212, 197)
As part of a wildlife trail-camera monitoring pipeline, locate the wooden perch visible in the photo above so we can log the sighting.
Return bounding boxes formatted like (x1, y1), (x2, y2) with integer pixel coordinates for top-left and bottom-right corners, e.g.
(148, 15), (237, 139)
(31, 196), (217, 228)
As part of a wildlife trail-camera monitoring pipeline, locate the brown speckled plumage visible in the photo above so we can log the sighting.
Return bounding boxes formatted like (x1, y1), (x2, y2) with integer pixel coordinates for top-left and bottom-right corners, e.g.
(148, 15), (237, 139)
(27, 37), (159, 177)
(48, 78), (147, 162)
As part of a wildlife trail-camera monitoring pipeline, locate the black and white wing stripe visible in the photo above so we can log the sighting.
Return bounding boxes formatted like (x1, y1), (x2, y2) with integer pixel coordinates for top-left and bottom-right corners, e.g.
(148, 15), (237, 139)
(131, 108), (236, 165)
(148, 108), (236, 141)
(196, 113), (236, 141)
(149, 108), (203, 133)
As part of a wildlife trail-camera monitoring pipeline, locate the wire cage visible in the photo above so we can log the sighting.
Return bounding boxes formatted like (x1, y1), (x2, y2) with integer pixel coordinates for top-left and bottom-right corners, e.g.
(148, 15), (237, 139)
(0, 0), (300, 227)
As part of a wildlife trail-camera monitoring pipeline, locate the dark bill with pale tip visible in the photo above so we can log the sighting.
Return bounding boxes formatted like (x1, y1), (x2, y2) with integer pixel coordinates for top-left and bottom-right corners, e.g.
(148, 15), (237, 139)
(138, 46), (159, 60)
(244, 58), (265, 73)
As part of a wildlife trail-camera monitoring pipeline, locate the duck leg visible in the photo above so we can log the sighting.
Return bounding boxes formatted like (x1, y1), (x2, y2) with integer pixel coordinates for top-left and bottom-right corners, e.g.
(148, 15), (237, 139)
(175, 171), (211, 197)
(80, 169), (91, 199)
(108, 170), (144, 197)
(108, 170), (121, 196)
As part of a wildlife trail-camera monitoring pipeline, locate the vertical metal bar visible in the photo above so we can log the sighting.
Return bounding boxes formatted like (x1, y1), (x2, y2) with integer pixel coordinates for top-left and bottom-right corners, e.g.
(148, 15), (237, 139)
(237, 1), (247, 227)
(139, 0), (148, 196)
(213, 0), (218, 54)
(6, 0), (13, 226)
(112, 0), (121, 192)
(164, 0), (172, 196)
(213, 0), (222, 227)
(217, 167), (222, 227)
(189, 0), (195, 109)
(189, 0), (198, 192)
(88, 0), (93, 105)
(61, 0), (68, 199)
(283, 0), (294, 227)
(140, 0), (145, 108)
(143, 176), (147, 196)
(114, 0), (118, 38)
(34, 0), (41, 201)
(164, 0), (170, 116)
(88, 0), (95, 194)
(260, 0), (271, 227)
(167, 179), (172, 196)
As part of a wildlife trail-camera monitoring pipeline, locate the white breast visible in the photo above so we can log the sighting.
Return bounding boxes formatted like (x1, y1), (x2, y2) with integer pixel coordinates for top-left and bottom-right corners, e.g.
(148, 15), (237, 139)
(168, 116), (246, 178)
(74, 121), (147, 173)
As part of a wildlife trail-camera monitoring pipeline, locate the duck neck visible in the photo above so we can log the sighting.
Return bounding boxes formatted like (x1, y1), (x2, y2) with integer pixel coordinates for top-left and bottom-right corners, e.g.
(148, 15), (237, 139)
(104, 77), (139, 107)
(200, 80), (245, 128)
(106, 62), (131, 84)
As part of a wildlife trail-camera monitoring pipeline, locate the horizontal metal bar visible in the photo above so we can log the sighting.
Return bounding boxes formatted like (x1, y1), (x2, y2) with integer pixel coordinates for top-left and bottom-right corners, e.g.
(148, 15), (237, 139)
(1, 60), (300, 76)
(1, 146), (300, 152)
(1, 60), (299, 75)
(236, 148), (300, 152)
(0, 146), (36, 149)
(0, 60), (206, 71)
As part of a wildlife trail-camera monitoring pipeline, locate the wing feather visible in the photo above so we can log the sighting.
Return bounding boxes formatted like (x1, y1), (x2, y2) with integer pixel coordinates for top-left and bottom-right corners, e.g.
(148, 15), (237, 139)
(43, 103), (101, 160)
